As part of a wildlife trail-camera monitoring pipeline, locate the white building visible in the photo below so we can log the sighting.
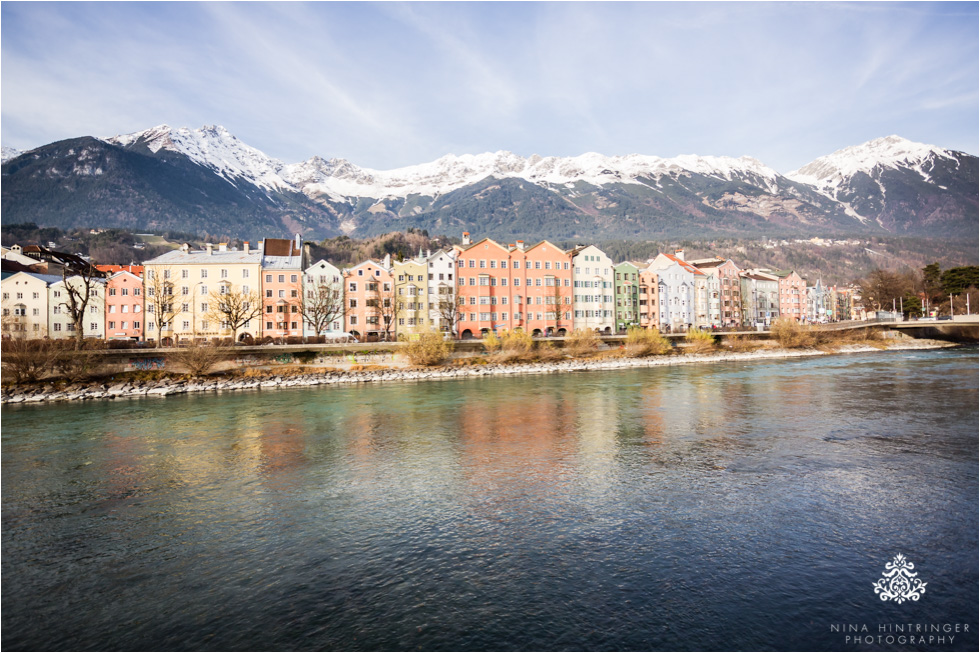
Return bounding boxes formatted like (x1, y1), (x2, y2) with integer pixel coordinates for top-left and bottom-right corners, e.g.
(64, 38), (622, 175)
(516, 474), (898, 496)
(571, 245), (615, 334)
(302, 259), (345, 337)
(1, 272), (61, 338)
(426, 249), (457, 334)
(48, 275), (106, 340)
(646, 252), (705, 331)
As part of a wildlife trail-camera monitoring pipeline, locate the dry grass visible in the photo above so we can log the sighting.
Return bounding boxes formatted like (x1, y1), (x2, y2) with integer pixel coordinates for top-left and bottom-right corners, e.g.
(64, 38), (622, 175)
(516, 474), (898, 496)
(769, 318), (817, 349)
(534, 341), (564, 362)
(489, 329), (537, 364)
(622, 326), (672, 357)
(402, 331), (453, 366)
(53, 340), (109, 382)
(683, 329), (717, 354)
(564, 329), (600, 356)
(722, 334), (762, 352)
(813, 326), (887, 351)
(1, 338), (60, 384)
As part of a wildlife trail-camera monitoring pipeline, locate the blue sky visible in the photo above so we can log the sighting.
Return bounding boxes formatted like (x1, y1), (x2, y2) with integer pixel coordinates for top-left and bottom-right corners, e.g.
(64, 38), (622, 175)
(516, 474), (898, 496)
(2, 1), (977, 172)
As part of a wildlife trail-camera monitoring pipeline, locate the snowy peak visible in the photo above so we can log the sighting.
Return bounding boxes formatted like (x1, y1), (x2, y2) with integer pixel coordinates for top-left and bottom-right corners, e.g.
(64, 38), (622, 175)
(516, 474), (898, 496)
(106, 124), (291, 192)
(785, 135), (958, 187)
(1, 146), (23, 164)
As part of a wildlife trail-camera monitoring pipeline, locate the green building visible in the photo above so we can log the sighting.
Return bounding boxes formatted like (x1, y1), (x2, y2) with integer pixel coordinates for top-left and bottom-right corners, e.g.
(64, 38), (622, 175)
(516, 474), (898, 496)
(614, 262), (640, 332)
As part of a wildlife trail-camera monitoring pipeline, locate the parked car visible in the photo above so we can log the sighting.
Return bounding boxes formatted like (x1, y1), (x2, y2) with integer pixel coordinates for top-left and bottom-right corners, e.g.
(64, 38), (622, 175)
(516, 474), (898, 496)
(938, 315), (953, 321)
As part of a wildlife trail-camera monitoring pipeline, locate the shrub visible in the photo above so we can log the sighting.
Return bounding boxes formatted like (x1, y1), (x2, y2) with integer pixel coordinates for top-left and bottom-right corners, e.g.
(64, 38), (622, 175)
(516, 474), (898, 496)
(483, 331), (502, 354)
(54, 339), (108, 382)
(564, 329), (600, 357)
(770, 318), (816, 349)
(684, 329), (717, 354)
(623, 326), (672, 357)
(535, 341), (563, 362)
(402, 330), (453, 366)
(171, 341), (228, 377)
(490, 329), (536, 363)
(1, 338), (59, 384)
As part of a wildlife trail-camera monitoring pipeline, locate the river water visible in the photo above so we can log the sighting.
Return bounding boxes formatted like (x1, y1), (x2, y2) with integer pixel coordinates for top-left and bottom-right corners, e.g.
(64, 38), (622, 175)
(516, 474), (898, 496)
(2, 348), (977, 651)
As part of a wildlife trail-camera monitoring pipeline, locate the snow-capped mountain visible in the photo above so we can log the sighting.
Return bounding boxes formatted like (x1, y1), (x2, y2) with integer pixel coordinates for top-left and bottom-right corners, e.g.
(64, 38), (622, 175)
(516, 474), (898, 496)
(786, 135), (977, 231)
(2, 126), (976, 241)
(1, 146), (22, 164)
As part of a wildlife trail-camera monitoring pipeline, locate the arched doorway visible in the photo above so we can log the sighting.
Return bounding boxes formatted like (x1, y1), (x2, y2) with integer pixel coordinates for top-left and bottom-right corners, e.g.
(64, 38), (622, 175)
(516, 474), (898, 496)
(532, 329), (542, 337)
(461, 329), (473, 340)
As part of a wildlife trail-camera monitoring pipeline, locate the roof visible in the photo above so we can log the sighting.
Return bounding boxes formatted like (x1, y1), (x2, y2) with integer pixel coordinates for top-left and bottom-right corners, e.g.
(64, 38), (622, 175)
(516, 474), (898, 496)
(262, 238), (301, 257)
(97, 264), (144, 275)
(656, 252), (705, 276)
(143, 249), (263, 266)
(1, 271), (64, 285)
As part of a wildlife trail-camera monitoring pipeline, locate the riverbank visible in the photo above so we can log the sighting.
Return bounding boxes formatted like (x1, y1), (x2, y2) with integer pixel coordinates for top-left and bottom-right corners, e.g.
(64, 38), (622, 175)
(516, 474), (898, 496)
(0, 339), (959, 406)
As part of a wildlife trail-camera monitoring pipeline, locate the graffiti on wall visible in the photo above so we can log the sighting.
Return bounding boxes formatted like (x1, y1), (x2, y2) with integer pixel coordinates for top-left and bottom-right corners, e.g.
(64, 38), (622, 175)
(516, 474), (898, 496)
(129, 357), (166, 370)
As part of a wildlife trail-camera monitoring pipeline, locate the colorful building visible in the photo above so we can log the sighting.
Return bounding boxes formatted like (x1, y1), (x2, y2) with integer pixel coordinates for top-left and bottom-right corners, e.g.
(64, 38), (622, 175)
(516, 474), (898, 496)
(394, 253), (431, 337)
(637, 269), (661, 329)
(302, 259), (345, 337)
(426, 249), (458, 335)
(771, 270), (808, 322)
(49, 275), (106, 340)
(614, 262), (640, 332)
(143, 242), (263, 344)
(105, 270), (144, 340)
(571, 245), (615, 334)
(1, 272), (60, 338)
(739, 271), (780, 326)
(344, 258), (394, 341)
(261, 237), (305, 340)
(690, 256), (743, 327)
(647, 251), (705, 331)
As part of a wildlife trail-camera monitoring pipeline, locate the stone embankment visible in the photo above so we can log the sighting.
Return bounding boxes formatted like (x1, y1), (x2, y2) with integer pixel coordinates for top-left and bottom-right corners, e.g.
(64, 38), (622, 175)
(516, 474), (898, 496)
(0, 340), (956, 405)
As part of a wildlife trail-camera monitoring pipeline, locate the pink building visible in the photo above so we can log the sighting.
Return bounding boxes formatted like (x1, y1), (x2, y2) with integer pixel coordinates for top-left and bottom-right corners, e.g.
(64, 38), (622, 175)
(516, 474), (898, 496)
(105, 270), (144, 340)
(344, 259), (394, 341)
(637, 269), (661, 329)
(774, 270), (807, 321)
(454, 233), (572, 338)
(261, 238), (304, 340)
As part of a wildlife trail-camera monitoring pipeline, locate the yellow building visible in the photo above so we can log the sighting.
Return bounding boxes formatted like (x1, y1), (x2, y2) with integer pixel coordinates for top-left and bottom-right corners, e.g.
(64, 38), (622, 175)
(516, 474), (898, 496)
(393, 254), (431, 337)
(142, 242), (263, 344)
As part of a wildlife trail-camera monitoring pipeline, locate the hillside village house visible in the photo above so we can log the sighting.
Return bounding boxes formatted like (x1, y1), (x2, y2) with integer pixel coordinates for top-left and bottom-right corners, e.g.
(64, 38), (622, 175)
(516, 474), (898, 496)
(143, 242), (263, 344)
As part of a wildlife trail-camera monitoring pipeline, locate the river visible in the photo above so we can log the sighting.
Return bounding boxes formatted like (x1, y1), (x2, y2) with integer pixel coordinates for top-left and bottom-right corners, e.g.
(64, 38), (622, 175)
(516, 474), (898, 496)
(2, 347), (977, 651)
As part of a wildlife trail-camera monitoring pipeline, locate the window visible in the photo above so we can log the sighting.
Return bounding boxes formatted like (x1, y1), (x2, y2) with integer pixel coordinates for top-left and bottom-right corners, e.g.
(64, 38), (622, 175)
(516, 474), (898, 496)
(221, 269), (228, 278)
(349, 282), (357, 292)
(181, 269), (188, 279)
(134, 321), (140, 329)
(201, 269), (207, 278)
(109, 288), (117, 296)
(278, 275), (285, 283)
(266, 274), (273, 283)
(243, 270), (249, 278)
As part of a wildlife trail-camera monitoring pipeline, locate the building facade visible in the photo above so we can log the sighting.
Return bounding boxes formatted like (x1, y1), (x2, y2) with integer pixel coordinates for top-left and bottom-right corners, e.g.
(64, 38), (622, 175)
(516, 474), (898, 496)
(571, 245), (615, 334)
(344, 259), (394, 341)
(614, 262), (640, 332)
(105, 270), (144, 340)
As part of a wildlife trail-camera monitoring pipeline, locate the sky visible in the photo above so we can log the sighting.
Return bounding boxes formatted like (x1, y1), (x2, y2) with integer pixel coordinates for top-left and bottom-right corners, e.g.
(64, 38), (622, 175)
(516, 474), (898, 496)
(2, 1), (977, 173)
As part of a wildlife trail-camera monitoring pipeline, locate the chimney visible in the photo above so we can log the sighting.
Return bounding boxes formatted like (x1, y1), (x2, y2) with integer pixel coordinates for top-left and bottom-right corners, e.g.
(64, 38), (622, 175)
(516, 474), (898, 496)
(205, 243), (214, 255)
(516, 240), (525, 251)
(674, 249), (685, 261)
(294, 233), (302, 254)
(180, 243), (190, 254)
(243, 241), (250, 254)
(462, 231), (471, 246)
(218, 242), (228, 252)
(303, 242), (311, 264)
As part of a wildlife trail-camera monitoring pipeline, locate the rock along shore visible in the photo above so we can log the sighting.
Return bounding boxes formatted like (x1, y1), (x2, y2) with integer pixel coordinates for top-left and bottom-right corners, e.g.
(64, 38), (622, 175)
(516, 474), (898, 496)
(0, 340), (956, 406)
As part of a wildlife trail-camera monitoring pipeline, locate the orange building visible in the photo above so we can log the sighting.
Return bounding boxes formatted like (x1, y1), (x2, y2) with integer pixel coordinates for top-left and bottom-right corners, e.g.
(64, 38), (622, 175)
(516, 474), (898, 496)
(637, 269), (661, 329)
(454, 233), (572, 338)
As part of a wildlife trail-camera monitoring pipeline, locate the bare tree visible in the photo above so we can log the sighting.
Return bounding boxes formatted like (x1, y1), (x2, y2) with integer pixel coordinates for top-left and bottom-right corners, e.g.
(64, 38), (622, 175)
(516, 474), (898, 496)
(859, 269), (910, 312)
(207, 285), (263, 343)
(370, 280), (397, 341)
(299, 279), (347, 336)
(145, 266), (179, 345)
(58, 266), (106, 350)
(434, 282), (460, 337)
(547, 278), (566, 334)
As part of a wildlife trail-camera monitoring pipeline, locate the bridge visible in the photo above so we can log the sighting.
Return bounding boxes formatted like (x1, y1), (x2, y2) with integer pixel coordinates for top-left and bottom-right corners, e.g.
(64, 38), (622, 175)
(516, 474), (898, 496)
(816, 316), (979, 343)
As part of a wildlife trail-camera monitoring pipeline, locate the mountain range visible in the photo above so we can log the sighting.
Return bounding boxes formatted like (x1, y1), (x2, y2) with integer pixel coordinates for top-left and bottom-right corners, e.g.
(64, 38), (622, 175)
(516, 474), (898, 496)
(2, 126), (976, 242)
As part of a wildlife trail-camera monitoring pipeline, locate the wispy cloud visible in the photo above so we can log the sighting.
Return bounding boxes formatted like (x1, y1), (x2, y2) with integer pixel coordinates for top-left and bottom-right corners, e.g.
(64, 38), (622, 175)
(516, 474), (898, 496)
(1, 2), (976, 171)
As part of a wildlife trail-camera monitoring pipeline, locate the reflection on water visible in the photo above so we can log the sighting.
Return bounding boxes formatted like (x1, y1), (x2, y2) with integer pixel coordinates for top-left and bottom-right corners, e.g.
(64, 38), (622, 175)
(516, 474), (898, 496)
(2, 348), (977, 651)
